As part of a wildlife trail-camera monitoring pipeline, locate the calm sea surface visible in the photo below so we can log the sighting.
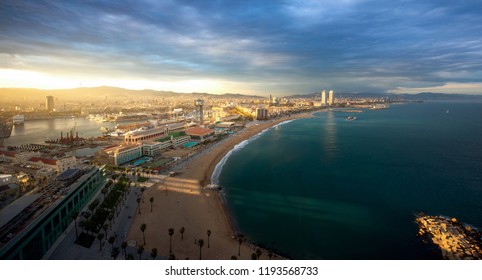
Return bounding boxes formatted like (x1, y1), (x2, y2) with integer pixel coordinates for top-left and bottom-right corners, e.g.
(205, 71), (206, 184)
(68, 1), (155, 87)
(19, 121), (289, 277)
(8, 118), (114, 146)
(217, 101), (482, 259)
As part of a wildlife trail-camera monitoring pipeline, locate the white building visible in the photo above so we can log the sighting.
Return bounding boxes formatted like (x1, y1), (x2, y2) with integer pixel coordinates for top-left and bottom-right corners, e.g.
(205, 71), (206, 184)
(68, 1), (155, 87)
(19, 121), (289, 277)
(321, 90), (327, 105)
(328, 90), (334, 105)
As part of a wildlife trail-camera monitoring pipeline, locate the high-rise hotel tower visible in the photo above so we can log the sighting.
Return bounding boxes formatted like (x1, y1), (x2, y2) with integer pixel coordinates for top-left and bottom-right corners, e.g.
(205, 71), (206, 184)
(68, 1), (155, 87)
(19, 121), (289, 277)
(328, 90), (334, 105)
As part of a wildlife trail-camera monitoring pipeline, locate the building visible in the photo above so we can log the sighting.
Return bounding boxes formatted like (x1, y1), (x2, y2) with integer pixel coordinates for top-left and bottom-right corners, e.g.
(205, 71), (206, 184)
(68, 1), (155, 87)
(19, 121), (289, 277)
(27, 156), (77, 174)
(124, 126), (170, 144)
(141, 141), (172, 157)
(321, 90), (327, 106)
(184, 127), (215, 142)
(0, 166), (107, 259)
(256, 108), (269, 120)
(45, 96), (54, 112)
(328, 90), (334, 105)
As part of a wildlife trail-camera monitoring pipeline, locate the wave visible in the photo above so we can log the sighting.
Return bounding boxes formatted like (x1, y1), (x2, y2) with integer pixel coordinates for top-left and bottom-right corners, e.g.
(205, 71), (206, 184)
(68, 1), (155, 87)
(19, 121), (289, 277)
(211, 119), (296, 185)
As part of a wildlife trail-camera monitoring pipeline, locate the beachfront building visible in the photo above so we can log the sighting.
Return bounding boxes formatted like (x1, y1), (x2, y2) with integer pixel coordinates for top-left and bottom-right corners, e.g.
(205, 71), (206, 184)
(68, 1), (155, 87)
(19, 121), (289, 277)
(321, 90), (327, 106)
(328, 90), (334, 105)
(256, 108), (269, 120)
(0, 166), (107, 259)
(124, 126), (170, 144)
(142, 140), (172, 157)
(184, 127), (215, 142)
(100, 144), (142, 166)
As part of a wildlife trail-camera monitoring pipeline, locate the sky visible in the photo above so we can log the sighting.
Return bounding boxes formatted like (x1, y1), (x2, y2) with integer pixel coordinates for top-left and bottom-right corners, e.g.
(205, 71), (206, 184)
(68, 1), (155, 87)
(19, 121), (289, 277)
(1, 0), (482, 96)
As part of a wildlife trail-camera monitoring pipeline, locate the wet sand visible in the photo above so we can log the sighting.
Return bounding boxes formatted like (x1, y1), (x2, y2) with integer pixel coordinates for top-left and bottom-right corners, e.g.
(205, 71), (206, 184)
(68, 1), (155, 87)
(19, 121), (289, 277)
(126, 112), (316, 260)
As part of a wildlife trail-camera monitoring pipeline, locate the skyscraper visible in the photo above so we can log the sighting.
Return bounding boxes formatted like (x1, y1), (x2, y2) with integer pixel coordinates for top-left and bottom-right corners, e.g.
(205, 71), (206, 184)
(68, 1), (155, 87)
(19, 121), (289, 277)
(321, 90), (327, 105)
(46, 96), (54, 112)
(328, 90), (334, 105)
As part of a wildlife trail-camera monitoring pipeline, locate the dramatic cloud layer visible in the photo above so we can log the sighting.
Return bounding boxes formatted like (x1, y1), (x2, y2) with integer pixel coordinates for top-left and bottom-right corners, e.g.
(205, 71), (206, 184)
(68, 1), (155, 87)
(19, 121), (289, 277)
(1, 0), (482, 95)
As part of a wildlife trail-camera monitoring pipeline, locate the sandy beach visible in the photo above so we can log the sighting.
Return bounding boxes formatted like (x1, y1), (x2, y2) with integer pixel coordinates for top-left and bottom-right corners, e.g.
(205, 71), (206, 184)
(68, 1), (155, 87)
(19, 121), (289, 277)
(126, 111), (316, 260)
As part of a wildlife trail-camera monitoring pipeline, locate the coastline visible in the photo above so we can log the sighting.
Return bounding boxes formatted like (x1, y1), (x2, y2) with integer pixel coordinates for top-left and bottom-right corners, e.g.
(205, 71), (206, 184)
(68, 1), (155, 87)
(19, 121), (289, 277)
(126, 111), (318, 260)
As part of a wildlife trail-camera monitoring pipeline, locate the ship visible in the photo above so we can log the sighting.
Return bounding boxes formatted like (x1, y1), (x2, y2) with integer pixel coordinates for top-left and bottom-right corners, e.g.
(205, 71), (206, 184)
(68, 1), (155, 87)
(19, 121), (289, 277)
(12, 115), (24, 125)
(344, 116), (357, 121)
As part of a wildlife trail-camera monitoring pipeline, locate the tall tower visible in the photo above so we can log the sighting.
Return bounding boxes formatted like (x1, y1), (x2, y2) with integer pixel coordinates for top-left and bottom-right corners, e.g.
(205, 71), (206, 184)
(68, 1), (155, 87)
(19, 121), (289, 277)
(195, 99), (204, 125)
(328, 90), (334, 106)
(46, 96), (54, 112)
(321, 90), (327, 105)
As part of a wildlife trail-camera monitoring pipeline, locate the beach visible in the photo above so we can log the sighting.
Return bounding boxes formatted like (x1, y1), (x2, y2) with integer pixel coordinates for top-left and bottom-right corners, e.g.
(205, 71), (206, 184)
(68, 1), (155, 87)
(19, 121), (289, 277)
(126, 112), (316, 260)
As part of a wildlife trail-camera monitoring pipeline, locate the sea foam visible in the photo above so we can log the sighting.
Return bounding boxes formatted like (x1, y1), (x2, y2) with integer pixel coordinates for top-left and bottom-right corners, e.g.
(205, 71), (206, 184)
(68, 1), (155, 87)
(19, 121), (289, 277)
(211, 119), (295, 185)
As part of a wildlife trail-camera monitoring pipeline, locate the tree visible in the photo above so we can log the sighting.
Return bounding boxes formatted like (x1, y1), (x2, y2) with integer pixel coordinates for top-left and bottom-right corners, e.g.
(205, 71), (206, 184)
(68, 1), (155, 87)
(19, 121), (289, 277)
(101, 187), (108, 200)
(102, 224), (109, 237)
(149, 196), (154, 212)
(97, 233), (104, 251)
(251, 253), (257, 260)
(206, 229), (212, 248)
(140, 223), (147, 245)
(108, 236), (116, 250)
(141, 188), (145, 203)
(136, 197), (141, 214)
(237, 234), (244, 256)
(71, 211), (79, 240)
(108, 212), (114, 229)
(121, 241), (128, 259)
(255, 248), (262, 260)
(179, 227), (185, 240)
(197, 239), (204, 260)
(168, 228), (174, 254)
(111, 246), (120, 260)
(137, 245), (144, 260)
(78, 220), (86, 234)
(126, 253), (134, 260)
(231, 255), (237, 260)
(151, 248), (158, 260)
(267, 250), (273, 260)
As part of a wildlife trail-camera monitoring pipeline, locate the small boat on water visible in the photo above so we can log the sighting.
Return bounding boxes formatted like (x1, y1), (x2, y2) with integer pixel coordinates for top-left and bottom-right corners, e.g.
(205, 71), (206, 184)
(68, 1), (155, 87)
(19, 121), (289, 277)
(344, 116), (357, 121)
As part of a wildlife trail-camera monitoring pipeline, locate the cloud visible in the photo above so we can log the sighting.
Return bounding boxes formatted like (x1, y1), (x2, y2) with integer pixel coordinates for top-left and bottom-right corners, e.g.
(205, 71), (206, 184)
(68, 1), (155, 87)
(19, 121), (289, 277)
(1, 0), (482, 94)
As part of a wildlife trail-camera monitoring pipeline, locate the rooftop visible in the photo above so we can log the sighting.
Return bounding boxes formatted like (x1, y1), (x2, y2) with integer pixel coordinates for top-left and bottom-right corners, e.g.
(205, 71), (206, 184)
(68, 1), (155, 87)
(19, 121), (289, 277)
(184, 127), (214, 136)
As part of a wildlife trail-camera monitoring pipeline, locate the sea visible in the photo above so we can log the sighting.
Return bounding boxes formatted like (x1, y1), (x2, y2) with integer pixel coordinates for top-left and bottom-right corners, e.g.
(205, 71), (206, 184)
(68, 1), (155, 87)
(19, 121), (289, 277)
(214, 101), (482, 259)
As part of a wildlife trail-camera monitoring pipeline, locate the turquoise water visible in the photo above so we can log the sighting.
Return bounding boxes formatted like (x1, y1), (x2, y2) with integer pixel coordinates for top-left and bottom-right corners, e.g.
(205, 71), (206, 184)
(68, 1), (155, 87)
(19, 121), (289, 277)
(183, 141), (199, 148)
(131, 157), (150, 167)
(218, 101), (482, 259)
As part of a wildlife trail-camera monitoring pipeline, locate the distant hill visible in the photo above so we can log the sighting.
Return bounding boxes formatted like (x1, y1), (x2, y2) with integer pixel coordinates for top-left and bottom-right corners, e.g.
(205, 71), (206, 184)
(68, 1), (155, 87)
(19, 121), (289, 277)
(0, 86), (263, 103)
(286, 91), (482, 100)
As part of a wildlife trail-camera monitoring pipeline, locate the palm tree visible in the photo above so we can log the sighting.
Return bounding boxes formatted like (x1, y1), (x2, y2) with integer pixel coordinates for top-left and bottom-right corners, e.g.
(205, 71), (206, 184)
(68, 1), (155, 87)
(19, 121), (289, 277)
(97, 233), (104, 251)
(267, 250), (273, 260)
(126, 253), (134, 260)
(137, 245), (144, 260)
(206, 229), (212, 248)
(255, 248), (262, 260)
(121, 241), (128, 259)
(141, 188), (145, 203)
(102, 224), (109, 237)
(149, 196), (154, 212)
(136, 197), (141, 214)
(140, 223), (147, 245)
(179, 227), (185, 240)
(197, 239), (204, 260)
(231, 255), (237, 260)
(168, 228), (174, 253)
(71, 211), (79, 240)
(251, 253), (257, 260)
(111, 246), (120, 260)
(101, 187), (108, 200)
(151, 248), (158, 260)
(108, 212), (114, 228)
(237, 234), (244, 256)
(108, 236), (115, 250)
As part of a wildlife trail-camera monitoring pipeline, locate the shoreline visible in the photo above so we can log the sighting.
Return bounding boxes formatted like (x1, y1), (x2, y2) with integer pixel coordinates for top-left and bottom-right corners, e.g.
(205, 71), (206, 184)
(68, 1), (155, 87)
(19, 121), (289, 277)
(126, 111), (318, 260)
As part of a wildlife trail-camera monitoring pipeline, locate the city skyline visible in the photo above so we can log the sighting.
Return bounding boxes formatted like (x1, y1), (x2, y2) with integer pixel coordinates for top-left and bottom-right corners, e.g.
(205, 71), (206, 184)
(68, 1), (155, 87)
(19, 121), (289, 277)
(1, 1), (482, 95)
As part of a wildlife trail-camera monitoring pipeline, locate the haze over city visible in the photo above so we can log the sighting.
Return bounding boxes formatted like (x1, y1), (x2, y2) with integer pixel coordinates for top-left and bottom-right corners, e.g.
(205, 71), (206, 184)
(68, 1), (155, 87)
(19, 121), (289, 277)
(1, 0), (482, 95)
